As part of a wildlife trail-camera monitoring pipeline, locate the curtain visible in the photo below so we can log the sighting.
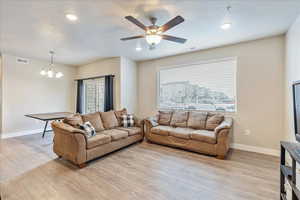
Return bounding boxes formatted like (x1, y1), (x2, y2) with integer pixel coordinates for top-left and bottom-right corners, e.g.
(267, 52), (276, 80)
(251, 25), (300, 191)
(76, 80), (84, 113)
(104, 75), (114, 111)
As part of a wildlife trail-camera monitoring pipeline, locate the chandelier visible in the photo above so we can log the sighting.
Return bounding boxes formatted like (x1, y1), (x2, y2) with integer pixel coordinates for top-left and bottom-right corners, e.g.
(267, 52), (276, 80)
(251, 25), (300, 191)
(40, 51), (64, 78)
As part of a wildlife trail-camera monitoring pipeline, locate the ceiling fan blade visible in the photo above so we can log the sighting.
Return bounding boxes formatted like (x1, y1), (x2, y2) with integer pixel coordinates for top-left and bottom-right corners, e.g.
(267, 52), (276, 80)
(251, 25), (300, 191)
(125, 16), (147, 30)
(160, 16), (184, 32)
(120, 35), (144, 41)
(162, 35), (187, 44)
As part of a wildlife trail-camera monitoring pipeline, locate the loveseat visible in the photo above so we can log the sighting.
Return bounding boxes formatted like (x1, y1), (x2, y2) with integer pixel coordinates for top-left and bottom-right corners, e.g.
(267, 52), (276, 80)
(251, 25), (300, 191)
(145, 110), (233, 159)
(51, 109), (144, 168)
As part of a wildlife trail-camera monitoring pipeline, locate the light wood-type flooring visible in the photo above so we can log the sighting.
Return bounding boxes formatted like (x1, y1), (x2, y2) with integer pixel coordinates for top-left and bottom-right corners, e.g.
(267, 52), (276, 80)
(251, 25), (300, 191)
(0, 132), (279, 200)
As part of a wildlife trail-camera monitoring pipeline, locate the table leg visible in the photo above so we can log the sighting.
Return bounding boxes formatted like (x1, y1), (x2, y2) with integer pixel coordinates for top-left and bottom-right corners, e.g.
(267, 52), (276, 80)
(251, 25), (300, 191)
(42, 121), (49, 138)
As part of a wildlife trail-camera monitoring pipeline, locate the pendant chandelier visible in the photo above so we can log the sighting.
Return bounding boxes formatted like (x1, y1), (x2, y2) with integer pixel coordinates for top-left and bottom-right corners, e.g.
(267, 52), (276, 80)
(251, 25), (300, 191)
(40, 51), (64, 78)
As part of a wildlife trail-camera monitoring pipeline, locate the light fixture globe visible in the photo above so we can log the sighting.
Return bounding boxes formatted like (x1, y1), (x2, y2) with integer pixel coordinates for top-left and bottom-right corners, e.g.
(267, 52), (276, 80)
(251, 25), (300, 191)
(55, 72), (64, 78)
(47, 69), (54, 78)
(40, 69), (47, 76)
(145, 34), (162, 45)
(221, 22), (232, 30)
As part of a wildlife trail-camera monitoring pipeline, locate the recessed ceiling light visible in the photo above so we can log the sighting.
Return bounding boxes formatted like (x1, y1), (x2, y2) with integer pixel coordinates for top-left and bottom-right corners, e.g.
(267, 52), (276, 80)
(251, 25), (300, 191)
(66, 14), (78, 21)
(221, 22), (232, 30)
(136, 46), (142, 51)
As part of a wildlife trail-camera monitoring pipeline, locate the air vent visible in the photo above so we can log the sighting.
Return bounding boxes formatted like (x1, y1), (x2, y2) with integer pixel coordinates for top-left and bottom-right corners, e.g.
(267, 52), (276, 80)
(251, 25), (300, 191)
(16, 57), (29, 64)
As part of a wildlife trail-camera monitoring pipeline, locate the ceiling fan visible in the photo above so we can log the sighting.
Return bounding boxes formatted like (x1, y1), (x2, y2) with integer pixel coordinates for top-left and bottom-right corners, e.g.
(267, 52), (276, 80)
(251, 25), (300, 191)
(121, 15), (187, 49)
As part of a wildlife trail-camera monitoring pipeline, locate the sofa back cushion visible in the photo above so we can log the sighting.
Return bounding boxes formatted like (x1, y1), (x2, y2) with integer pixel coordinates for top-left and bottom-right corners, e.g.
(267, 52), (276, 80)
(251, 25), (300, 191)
(63, 113), (83, 128)
(100, 111), (119, 129)
(158, 111), (173, 125)
(170, 111), (188, 127)
(187, 111), (208, 129)
(82, 112), (105, 132)
(205, 113), (224, 130)
(114, 108), (127, 126)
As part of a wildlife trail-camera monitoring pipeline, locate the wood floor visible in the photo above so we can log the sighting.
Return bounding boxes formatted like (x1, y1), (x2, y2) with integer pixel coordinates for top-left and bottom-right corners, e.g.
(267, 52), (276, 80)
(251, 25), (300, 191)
(0, 132), (279, 200)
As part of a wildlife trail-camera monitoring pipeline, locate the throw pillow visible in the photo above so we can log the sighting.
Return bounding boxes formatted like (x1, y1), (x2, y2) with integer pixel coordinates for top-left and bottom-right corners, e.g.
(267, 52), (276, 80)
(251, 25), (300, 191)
(121, 114), (134, 128)
(63, 113), (83, 128)
(114, 108), (128, 126)
(79, 122), (96, 138)
(158, 111), (173, 125)
(206, 113), (225, 130)
(170, 111), (188, 127)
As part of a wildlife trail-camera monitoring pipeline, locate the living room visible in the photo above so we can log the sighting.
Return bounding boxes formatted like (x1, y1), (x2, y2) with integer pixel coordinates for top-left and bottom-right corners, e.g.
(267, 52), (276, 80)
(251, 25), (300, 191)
(1, 0), (300, 199)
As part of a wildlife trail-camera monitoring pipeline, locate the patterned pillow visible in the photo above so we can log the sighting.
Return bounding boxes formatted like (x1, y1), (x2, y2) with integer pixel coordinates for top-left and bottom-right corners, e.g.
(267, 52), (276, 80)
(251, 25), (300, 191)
(79, 122), (96, 138)
(121, 114), (134, 128)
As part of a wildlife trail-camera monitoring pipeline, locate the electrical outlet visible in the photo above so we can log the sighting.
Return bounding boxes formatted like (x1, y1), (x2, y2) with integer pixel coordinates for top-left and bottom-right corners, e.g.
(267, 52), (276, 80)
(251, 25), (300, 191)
(244, 129), (251, 135)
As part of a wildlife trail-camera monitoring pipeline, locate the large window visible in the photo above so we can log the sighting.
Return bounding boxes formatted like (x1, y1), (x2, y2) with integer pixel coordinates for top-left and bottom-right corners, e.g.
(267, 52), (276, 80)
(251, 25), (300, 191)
(158, 58), (236, 112)
(83, 78), (105, 113)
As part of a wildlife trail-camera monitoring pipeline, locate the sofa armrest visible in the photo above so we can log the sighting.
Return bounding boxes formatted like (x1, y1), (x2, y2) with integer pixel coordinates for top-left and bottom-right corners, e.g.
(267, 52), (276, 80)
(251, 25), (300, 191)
(133, 116), (145, 128)
(144, 116), (159, 128)
(51, 121), (87, 165)
(214, 117), (233, 134)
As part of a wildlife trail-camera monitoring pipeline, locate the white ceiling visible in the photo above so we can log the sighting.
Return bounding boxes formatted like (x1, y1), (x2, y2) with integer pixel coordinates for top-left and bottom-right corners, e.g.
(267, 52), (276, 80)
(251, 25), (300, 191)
(1, 0), (300, 66)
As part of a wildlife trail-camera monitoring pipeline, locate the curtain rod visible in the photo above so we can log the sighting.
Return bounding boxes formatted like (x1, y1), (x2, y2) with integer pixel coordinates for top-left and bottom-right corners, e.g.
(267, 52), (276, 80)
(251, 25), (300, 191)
(74, 74), (115, 81)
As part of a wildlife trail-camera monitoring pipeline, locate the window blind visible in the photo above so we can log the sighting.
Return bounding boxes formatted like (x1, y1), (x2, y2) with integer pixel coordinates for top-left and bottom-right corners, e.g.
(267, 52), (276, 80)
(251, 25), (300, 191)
(158, 59), (236, 112)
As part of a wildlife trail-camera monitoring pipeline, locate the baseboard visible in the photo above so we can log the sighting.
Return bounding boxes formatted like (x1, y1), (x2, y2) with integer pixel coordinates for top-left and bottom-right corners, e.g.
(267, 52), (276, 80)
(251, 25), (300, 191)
(1, 128), (52, 139)
(230, 143), (280, 157)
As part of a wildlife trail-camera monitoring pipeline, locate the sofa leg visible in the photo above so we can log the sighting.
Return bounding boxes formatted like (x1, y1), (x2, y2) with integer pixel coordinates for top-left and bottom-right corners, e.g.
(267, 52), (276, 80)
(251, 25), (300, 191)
(78, 163), (87, 168)
(216, 155), (225, 160)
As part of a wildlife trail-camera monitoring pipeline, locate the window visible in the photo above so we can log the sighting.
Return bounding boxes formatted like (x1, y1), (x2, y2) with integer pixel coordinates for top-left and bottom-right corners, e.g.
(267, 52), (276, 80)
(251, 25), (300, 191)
(158, 58), (236, 112)
(83, 78), (105, 113)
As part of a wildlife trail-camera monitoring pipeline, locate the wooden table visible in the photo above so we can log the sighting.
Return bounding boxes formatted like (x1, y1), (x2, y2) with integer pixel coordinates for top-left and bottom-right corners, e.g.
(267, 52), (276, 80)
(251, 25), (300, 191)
(25, 112), (73, 138)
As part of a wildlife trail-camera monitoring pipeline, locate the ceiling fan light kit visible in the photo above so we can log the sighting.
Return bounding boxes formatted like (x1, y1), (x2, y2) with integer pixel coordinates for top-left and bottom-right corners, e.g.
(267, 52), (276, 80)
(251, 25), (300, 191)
(121, 15), (187, 49)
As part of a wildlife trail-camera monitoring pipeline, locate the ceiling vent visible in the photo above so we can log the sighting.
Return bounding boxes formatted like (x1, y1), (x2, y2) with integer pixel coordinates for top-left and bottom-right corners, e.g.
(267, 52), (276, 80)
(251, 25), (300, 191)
(16, 57), (29, 64)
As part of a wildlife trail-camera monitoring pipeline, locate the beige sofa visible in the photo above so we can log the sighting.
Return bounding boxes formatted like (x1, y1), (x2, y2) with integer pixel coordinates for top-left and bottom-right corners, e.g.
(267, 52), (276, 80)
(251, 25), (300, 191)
(51, 109), (144, 168)
(145, 110), (233, 159)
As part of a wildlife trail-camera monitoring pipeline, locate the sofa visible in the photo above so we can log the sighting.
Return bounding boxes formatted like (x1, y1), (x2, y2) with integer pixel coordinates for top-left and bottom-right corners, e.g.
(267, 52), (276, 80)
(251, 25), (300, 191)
(51, 109), (144, 168)
(145, 110), (233, 159)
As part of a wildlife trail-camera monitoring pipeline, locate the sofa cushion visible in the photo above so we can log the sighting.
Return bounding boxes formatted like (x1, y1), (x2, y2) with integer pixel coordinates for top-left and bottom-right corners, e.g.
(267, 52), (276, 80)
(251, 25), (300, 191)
(190, 130), (216, 144)
(206, 113), (224, 130)
(117, 127), (141, 136)
(63, 113), (83, 128)
(100, 111), (119, 129)
(87, 133), (111, 149)
(102, 129), (128, 141)
(169, 127), (193, 139)
(187, 111), (208, 129)
(114, 108), (127, 126)
(151, 125), (174, 136)
(170, 111), (188, 127)
(158, 111), (173, 125)
(82, 112), (104, 132)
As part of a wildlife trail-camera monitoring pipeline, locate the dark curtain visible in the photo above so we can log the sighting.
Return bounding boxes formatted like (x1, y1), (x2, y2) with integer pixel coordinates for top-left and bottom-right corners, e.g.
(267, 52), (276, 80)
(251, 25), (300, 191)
(76, 80), (84, 113)
(104, 75), (114, 111)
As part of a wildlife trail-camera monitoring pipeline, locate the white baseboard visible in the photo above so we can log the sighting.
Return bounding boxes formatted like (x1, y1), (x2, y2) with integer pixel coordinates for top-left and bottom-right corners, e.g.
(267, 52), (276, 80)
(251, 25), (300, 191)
(1, 128), (52, 139)
(230, 143), (280, 157)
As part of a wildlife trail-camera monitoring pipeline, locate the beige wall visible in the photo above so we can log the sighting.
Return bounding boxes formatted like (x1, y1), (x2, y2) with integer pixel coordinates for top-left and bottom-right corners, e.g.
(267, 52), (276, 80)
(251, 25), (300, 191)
(138, 35), (285, 151)
(284, 15), (300, 142)
(1, 54), (76, 135)
(76, 57), (121, 110)
(120, 56), (138, 113)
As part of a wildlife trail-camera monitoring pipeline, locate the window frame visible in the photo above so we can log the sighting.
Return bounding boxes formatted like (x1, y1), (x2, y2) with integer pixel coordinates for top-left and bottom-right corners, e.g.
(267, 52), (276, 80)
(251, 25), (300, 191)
(156, 57), (237, 113)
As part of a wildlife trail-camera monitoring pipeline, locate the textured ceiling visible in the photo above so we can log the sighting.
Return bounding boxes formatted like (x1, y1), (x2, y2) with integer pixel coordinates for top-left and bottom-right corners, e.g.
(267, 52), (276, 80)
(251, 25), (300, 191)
(1, 0), (300, 65)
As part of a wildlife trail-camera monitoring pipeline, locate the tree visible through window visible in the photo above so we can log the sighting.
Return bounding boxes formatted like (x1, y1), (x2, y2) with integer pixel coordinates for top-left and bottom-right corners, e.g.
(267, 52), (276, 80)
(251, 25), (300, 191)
(83, 78), (105, 113)
(158, 59), (236, 112)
